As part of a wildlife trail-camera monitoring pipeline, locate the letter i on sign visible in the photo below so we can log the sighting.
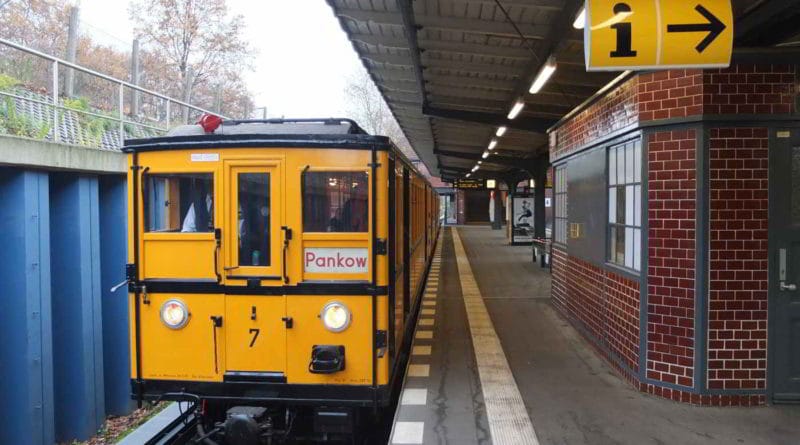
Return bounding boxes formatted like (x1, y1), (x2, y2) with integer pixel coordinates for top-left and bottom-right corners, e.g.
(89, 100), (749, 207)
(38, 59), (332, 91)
(610, 3), (636, 57)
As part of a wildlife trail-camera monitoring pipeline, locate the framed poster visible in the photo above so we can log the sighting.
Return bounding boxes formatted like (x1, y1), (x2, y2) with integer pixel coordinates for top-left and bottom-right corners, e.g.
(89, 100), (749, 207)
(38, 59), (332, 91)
(511, 194), (534, 244)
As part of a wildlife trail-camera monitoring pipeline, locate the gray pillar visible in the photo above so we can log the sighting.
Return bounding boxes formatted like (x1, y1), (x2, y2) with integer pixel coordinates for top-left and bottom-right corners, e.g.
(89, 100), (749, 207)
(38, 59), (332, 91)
(64, 6), (80, 98)
(492, 188), (503, 230)
(534, 172), (546, 239)
(130, 39), (141, 116)
(181, 67), (194, 124)
(214, 84), (222, 114)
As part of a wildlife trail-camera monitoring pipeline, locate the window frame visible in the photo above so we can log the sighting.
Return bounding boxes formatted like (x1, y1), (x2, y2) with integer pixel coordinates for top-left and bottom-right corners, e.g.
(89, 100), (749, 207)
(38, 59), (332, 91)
(606, 138), (643, 273)
(301, 168), (371, 235)
(553, 164), (568, 246)
(142, 171), (216, 234)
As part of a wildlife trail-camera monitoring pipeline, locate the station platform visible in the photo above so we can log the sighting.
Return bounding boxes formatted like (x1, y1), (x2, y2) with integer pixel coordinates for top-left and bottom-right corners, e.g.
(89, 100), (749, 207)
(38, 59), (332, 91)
(390, 226), (800, 445)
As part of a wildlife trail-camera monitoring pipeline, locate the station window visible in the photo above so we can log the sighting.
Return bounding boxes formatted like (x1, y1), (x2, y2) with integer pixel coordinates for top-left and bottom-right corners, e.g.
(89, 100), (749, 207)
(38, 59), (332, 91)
(554, 165), (567, 244)
(608, 139), (642, 271)
(303, 171), (368, 232)
(144, 173), (214, 233)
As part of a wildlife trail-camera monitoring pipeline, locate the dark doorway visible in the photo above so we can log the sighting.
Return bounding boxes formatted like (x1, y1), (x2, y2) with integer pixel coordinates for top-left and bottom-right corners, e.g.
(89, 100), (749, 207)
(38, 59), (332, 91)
(769, 128), (800, 403)
(464, 190), (490, 223)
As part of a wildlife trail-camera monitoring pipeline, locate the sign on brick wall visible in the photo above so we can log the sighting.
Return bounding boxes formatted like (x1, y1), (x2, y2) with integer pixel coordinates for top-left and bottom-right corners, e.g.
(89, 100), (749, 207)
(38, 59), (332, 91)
(585, 0), (733, 71)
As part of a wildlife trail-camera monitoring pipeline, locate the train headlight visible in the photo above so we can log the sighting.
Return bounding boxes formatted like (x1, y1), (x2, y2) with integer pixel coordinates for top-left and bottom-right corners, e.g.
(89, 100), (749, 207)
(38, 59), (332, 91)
(320, 301), (351, 332)
(160, 299), (189, 329)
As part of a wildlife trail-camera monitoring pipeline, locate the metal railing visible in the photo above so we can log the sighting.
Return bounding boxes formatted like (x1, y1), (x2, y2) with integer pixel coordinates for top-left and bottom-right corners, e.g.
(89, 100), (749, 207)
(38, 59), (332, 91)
(0, 37), (226, 148)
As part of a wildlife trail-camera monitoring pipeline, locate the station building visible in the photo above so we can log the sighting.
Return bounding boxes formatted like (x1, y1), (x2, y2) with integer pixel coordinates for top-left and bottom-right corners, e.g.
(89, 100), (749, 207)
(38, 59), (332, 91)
(549, 64), (798, 405)
(330, 0), (800, 406)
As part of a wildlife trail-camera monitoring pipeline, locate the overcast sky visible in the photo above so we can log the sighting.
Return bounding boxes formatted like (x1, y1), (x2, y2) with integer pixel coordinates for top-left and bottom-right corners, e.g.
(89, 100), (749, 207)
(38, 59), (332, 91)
(77, 0), (364, 118)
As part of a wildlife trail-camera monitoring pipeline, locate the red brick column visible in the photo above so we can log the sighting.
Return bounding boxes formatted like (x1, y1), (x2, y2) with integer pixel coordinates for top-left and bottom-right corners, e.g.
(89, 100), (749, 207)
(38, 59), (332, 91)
(646, 130), (697, 389)
(708, 128), (769, 398)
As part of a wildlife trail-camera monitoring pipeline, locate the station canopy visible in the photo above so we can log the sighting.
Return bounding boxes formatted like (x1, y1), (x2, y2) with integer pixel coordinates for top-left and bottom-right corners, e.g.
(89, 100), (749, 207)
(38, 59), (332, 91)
(327, 0), (800, 183)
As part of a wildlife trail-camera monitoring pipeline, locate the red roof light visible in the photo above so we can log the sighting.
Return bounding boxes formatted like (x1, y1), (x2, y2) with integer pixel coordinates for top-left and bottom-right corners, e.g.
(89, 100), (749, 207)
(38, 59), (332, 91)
(197, 114), (223, 133)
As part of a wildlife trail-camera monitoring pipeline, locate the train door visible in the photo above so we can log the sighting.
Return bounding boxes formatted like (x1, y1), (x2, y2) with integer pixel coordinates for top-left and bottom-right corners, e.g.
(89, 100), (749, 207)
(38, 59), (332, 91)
(223, 159), (287, 375)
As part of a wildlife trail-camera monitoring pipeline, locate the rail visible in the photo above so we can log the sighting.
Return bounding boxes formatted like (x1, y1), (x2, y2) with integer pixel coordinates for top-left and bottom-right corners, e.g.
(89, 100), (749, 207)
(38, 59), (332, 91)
(0, 37), (227, 149)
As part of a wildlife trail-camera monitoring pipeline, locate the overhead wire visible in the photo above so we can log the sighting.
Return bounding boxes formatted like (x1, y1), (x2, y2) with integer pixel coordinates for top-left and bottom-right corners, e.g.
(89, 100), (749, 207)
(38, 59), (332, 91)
(493, 0), (582, 109)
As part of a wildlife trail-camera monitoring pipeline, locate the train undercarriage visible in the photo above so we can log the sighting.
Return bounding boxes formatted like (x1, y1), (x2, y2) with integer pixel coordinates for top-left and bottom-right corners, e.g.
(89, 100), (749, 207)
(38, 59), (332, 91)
(146, 397), (392, 445)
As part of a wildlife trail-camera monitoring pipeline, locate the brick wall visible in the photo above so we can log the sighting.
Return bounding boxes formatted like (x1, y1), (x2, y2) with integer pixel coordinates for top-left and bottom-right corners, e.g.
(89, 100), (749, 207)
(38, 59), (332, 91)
(703, 65), (796, 115)
(647, 130), (697, 388)
(552, 248), (640, 373)
(638, 70), (704, 121)
(708, 128), (769, 391)
(550, 77), (638, 162)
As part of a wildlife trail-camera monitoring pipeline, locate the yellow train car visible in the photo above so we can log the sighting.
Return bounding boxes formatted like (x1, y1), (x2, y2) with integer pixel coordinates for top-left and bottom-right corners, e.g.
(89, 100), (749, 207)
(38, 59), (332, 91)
(123, 117), (439, 442)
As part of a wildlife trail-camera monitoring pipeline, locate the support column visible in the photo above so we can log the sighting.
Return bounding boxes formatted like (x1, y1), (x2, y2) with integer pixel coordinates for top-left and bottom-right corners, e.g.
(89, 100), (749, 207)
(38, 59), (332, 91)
(182, 67), (194, 124)
(64, 6), (80, 98)
(0, 168), (55, 445)
(49, 174), (105, 442)
(534, 171), (546, 239)
(99, 175), (132, 415)
(130, 39), (141, 117)
(491, 189), (503, 230)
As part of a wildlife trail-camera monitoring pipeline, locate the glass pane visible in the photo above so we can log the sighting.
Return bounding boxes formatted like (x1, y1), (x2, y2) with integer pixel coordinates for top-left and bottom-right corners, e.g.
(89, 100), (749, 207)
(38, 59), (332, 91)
(609, 187), (617, 223)
(615, 226), (626, 265)
(144, 173), (213, 232)
(634, 185), (642, 226)
(303, 171), (369, 232)
(625, 227), (634, 269)
(616, 187), (625, 225)
(609, 226), (617, 263)
(634, 140), (642, 183)
(238, 173), (271, 267)
(625, 143), (634, 183)
(634, 229), (642, 271)
(626, 184), (634, 225)
(609, 149), (617, 186)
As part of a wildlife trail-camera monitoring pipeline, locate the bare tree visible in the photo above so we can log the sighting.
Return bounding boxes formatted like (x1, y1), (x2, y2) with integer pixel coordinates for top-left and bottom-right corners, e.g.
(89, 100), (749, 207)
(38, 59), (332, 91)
(129, 0), (251, 81)
(343, 69), (418, 161)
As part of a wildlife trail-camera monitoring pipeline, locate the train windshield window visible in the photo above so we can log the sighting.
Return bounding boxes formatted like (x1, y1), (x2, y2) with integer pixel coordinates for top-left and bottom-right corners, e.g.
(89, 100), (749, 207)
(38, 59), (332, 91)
(237, 173), (271, 266)
(303, 171), (368, 232)
(144, 173), (214, 233)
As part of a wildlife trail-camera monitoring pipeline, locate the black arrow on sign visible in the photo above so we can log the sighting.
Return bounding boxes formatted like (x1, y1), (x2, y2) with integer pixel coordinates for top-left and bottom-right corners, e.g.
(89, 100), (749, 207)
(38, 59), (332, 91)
(667, 4), (726, 53)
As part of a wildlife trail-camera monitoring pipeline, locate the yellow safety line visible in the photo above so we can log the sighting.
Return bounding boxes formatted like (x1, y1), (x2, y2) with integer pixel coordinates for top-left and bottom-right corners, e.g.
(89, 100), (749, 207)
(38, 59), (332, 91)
(452, 228), (540, 445)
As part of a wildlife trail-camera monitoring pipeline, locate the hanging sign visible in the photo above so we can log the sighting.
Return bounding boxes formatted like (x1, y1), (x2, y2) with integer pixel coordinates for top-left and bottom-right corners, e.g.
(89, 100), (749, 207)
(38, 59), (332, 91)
(453, 179), (484, 189)
(585, 0), (733, 71)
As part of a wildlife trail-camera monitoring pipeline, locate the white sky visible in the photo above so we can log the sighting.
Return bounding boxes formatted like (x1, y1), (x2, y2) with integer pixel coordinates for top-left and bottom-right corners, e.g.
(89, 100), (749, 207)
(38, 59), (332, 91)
(76, 0), (365, 118)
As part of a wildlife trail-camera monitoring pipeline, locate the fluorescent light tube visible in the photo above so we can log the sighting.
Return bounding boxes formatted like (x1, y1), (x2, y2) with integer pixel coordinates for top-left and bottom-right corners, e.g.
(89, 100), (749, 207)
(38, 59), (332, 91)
(573, 7), (586, 29)
(507, 101), (524, 120)
(529, 57), (557, 94)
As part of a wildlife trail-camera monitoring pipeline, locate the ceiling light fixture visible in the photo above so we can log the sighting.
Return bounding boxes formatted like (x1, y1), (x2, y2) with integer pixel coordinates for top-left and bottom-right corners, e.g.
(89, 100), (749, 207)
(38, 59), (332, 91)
(529, 56), (557, 94)
(488, 139), (498, 150)
(573, 7), (586, 29)
(496, 126), (507, 137)
(482, 151), (489, 159)
(507, 101), (524, 120)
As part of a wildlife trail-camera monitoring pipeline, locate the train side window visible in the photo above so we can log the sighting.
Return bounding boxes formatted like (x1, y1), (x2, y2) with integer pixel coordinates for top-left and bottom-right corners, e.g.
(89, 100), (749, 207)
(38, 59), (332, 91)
(303, 171), (368, 232)
(144, 173), (214, 233)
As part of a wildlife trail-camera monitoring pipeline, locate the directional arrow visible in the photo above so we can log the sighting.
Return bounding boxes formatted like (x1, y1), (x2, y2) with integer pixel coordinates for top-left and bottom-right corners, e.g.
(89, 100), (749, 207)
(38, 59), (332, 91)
(667, 4), (726, 53)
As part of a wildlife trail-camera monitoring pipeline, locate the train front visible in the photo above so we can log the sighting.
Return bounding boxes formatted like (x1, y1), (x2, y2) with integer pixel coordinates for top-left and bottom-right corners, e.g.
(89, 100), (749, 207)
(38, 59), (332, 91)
(123, 117), (392, 443)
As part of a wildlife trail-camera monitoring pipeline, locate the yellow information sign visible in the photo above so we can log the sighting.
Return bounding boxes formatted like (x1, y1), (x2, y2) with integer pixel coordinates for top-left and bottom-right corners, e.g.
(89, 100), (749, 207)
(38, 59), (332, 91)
(585, 0), (733, 71)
